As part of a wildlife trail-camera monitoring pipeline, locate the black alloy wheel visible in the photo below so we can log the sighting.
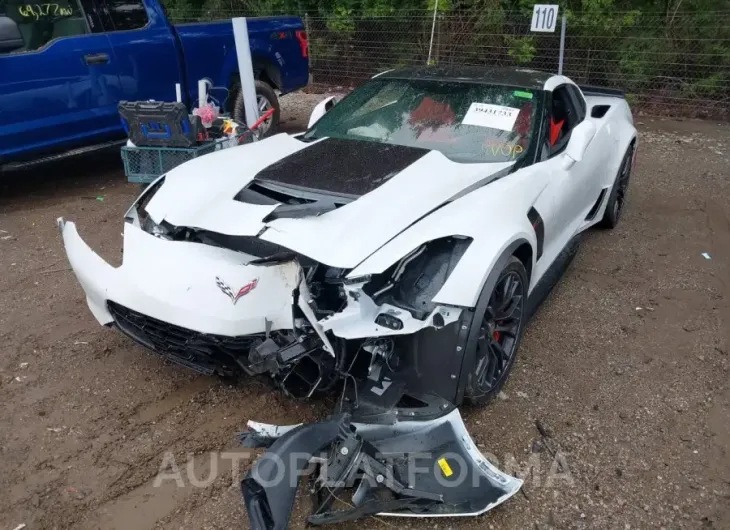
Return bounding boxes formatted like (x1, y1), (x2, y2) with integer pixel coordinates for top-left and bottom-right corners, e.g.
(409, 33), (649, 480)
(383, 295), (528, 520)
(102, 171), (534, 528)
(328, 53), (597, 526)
(600, 145), (634, 229)
(465, 257), (528, 405)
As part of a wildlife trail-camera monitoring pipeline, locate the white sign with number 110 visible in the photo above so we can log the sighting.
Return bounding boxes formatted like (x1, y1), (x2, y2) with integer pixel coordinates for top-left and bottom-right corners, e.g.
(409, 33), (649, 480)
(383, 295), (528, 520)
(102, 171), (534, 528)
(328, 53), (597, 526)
(531, 4), (559, 32)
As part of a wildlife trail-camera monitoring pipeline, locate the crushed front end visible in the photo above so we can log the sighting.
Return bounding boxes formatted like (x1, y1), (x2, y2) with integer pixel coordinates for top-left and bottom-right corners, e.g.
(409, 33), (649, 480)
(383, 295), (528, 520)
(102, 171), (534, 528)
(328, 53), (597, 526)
(58, 177), (472, 403)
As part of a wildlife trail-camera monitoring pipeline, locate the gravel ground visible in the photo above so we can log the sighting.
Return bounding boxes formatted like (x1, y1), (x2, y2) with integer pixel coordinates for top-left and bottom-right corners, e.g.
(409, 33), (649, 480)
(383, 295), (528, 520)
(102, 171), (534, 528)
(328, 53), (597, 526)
(1, 92), (729, 530)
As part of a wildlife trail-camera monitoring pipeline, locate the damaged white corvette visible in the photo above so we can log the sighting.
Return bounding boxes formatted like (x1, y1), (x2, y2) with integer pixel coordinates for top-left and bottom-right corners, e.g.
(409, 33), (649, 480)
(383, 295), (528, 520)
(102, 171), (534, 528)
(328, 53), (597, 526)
(59, 66), (637, 527)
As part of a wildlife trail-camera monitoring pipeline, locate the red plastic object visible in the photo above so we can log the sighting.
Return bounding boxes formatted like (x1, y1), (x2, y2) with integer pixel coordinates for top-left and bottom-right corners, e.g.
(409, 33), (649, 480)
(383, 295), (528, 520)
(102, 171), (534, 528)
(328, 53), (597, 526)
(295, 30), (309, 58)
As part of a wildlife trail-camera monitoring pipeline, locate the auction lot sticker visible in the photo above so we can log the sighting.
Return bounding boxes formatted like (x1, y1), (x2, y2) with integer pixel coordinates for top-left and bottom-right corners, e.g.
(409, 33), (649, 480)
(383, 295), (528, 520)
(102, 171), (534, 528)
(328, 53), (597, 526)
(462, 103), (519, 131)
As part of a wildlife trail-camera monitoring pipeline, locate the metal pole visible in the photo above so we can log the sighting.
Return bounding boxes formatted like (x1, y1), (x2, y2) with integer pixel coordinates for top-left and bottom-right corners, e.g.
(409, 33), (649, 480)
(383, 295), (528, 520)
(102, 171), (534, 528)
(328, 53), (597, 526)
(232, 17), (259, 128)
(304, 13), (313, 84)
(558, 14), (566, 75)
(426, 0), (439, 65)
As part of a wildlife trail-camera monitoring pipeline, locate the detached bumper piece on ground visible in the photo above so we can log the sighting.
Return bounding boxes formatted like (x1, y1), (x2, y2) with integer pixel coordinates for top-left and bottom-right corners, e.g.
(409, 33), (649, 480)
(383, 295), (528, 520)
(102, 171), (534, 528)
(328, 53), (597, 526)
(240, 409), (522, 528)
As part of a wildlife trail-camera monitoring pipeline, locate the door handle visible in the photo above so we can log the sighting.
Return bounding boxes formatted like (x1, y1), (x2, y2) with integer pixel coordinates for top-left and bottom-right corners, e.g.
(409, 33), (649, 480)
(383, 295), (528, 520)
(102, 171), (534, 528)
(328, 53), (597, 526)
(84, 53), (109, 65)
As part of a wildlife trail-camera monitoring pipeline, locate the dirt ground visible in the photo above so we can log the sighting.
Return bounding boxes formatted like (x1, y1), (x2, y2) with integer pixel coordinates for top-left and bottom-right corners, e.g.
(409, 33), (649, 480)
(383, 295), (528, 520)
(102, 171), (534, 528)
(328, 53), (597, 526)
(1, 93), (729, 530)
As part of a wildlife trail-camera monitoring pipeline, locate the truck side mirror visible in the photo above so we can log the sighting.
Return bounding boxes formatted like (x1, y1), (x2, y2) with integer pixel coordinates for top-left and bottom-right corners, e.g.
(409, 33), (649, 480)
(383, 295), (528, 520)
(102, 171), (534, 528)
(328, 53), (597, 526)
(307, 96), (337, 129)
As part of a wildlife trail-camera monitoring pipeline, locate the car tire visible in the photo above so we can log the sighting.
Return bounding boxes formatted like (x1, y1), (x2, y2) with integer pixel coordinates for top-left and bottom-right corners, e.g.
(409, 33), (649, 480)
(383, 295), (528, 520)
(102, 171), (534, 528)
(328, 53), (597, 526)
(232, 80), (280, 137)
(463, 256), (528, 406)
(599, 145), (634, 229)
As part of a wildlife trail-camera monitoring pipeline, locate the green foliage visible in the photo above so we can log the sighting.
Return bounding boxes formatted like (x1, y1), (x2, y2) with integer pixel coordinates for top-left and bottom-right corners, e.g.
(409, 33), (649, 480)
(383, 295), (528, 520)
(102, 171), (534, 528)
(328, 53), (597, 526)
(159, 0), (729, 113)
(326, 5), (355, 31)
(507, 36), (536, 64)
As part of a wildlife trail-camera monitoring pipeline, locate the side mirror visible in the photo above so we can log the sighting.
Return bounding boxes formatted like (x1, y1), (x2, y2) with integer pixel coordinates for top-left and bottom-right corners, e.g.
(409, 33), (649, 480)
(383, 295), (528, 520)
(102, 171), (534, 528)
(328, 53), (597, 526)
(307, 96), (338, 129)
(563, 120), (596, 167)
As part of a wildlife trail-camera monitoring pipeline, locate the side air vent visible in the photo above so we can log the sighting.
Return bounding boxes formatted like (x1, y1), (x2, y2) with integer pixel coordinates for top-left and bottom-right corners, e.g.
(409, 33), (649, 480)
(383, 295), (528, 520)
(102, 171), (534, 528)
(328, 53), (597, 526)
(585, 187), (609, 220)
(591, 105), (611, 119)
(527, 207), (544, 261)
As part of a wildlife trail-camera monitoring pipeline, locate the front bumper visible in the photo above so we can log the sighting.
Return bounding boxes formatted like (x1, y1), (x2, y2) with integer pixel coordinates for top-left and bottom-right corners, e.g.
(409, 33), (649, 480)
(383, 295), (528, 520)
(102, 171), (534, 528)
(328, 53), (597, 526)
(240, 409), (522, 527)
(58, 218), (462, 379)
(58, 218), (302, 338)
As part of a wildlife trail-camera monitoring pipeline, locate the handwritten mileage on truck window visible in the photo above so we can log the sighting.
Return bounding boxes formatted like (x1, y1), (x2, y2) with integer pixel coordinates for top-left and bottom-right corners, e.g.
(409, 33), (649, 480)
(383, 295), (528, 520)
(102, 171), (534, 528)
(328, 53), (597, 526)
(16, 4), (74, 20)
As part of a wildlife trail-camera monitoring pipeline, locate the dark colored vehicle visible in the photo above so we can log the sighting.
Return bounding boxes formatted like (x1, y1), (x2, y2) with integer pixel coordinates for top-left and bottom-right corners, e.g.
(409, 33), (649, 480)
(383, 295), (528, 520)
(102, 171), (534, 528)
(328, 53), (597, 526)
(0, 0), (309, 168)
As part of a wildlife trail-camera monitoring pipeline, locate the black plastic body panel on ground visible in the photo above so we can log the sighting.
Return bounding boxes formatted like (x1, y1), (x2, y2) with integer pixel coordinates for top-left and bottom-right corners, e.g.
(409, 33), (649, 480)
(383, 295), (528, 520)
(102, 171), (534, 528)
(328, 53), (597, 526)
(242, 418), (346, 529)
(240, 411), (522, 529)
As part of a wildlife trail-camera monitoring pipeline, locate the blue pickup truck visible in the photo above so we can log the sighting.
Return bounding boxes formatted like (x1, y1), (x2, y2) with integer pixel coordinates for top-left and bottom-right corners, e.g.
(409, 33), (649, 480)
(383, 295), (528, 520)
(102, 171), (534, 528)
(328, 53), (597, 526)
(0, 0), (309, 168)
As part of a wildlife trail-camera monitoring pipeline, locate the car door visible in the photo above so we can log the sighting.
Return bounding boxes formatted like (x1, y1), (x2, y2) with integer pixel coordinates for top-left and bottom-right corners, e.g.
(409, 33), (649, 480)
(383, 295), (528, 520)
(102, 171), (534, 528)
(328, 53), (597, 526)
(96, 0), (183, 103)
(530, 84), (598, 278)
(0, 0), (123, 162)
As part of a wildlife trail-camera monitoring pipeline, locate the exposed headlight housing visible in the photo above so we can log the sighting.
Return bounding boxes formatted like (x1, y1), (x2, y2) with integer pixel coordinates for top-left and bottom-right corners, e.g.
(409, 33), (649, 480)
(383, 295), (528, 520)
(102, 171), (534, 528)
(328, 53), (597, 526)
(365, 236), (472, 320)
(124, 176), (168, 237)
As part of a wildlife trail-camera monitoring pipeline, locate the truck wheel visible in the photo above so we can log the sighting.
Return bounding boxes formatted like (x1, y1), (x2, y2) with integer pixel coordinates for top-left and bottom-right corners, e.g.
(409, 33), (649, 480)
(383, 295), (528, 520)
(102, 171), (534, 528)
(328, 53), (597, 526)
(233, 80), (280, 137)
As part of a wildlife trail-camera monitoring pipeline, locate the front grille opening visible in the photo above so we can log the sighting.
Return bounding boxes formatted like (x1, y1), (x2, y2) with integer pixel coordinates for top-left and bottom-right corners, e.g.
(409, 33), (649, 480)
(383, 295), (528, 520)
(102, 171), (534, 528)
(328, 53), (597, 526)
(107, 301), (263, 376)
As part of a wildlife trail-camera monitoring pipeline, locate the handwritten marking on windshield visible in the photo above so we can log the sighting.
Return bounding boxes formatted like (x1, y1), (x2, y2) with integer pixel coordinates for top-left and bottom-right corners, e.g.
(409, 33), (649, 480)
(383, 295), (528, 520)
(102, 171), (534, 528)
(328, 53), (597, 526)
(485, 142), (525, 159)
(17, 3), (73, 20)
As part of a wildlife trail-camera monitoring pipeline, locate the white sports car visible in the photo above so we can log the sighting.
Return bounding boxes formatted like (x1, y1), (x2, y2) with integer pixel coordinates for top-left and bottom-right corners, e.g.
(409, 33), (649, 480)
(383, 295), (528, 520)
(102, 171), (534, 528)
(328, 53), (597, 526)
(59, 66), (637, 526)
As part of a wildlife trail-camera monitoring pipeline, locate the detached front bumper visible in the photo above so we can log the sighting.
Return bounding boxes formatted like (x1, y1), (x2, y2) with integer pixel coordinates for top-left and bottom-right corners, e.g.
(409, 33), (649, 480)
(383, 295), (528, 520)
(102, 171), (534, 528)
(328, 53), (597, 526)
(57, 218), (305, 372)
(240, 409), (522, 527)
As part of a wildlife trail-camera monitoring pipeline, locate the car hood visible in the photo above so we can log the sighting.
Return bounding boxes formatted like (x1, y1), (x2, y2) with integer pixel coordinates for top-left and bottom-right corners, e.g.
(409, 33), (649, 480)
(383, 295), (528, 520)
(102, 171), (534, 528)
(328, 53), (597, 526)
(145, 133), (513, 269)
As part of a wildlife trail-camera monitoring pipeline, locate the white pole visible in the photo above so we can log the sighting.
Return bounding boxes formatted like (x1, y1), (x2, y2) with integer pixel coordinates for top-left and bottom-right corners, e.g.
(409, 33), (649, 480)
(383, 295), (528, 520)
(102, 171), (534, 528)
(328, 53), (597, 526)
(426, 0), (439, 65)
(197, 79), (207, 108)
(175, 83), (182, 103)
(558, 14), (567, 75)
(232, 17), (260, 129)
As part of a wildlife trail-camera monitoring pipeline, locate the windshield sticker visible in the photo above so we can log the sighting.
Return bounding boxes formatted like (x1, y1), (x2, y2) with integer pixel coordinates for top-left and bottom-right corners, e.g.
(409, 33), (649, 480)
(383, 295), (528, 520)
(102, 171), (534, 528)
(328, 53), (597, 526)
(462, 103), (520, 131)
(513, 90), (534, 99)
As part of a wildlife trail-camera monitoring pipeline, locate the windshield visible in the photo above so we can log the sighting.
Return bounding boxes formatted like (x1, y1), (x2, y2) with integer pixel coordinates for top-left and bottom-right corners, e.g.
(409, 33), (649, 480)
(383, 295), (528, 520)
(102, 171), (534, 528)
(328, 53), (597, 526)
(304, 79), (540, 164)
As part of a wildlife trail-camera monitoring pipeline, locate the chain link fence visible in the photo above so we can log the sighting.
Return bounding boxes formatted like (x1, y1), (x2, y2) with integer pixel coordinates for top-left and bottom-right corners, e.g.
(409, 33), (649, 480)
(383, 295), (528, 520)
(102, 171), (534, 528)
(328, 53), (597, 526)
(168, 7), (730, 118)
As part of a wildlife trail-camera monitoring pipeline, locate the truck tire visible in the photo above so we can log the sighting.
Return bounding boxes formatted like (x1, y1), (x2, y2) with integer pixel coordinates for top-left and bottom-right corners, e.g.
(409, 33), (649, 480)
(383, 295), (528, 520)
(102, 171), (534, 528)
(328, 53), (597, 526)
(232, 80), (280, 137)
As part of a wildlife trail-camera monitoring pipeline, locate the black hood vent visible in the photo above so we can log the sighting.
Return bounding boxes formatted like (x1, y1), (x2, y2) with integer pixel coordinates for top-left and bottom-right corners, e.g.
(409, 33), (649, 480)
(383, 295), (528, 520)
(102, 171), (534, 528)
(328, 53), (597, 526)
(251, 137), (430, 197)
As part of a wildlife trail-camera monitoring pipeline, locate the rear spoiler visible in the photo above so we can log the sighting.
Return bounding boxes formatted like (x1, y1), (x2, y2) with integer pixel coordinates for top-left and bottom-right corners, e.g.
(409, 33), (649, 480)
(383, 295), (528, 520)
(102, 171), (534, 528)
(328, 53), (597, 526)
(578, 85), (625, 98)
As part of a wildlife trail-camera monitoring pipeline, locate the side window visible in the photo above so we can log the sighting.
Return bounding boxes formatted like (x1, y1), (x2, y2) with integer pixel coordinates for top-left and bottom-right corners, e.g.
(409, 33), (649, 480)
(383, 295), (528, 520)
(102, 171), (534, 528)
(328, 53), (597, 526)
(546, 85), (580, 156)
(0, 0), (89, 54)
(99, 0), (147, 31)
(567, 85), (587, 122)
